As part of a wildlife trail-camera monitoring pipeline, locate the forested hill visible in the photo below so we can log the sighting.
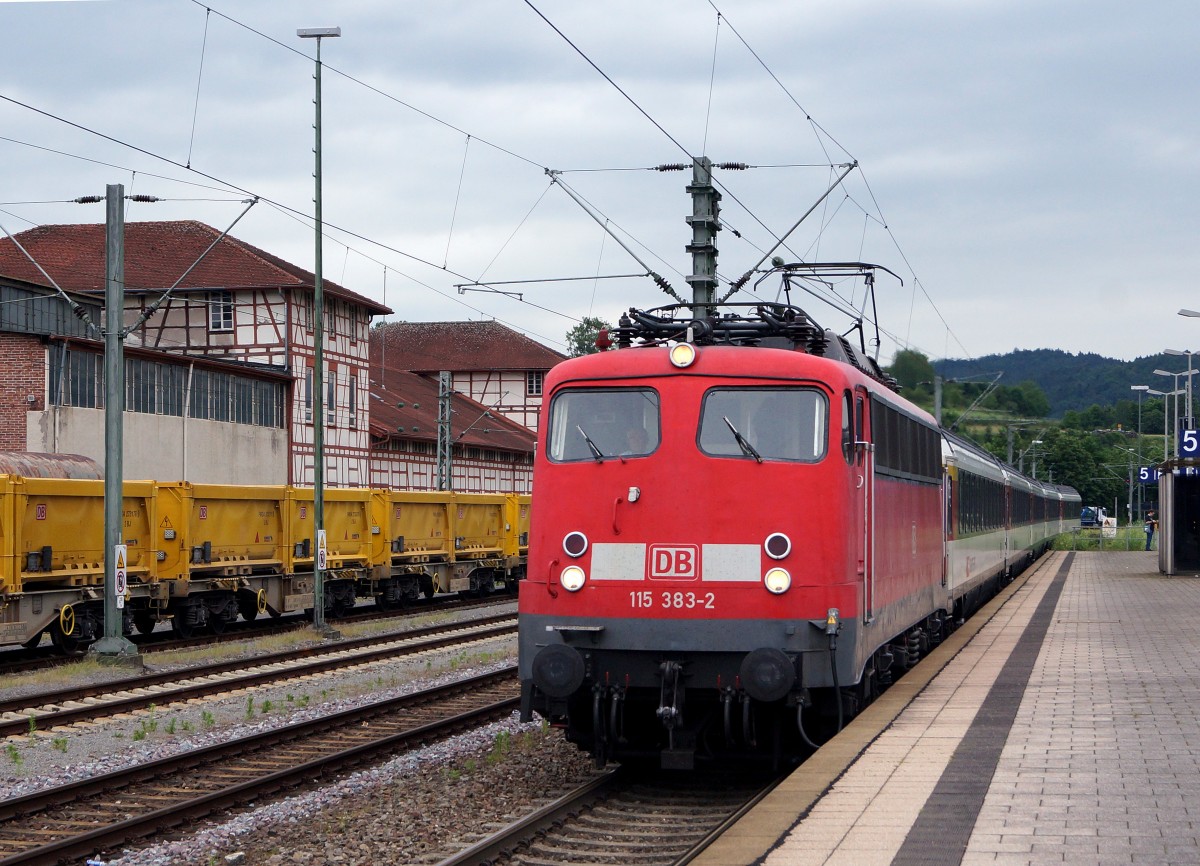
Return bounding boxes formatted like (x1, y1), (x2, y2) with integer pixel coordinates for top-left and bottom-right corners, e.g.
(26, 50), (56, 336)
(935, 349), (1188, 417)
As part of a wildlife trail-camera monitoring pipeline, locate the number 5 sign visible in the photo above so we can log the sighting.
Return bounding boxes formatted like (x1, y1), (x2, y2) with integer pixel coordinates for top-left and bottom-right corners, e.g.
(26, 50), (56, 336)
(1182, 428), (1200, 457)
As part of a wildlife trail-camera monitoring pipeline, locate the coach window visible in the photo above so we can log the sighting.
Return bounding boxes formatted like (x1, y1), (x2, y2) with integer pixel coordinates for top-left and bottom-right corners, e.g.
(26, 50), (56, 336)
(546, 388), (661, 462)
(698, 387), (827, 462)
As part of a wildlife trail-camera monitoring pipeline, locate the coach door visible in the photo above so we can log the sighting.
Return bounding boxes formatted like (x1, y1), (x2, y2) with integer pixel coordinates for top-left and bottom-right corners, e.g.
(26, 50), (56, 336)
(855, 388), (874, 623)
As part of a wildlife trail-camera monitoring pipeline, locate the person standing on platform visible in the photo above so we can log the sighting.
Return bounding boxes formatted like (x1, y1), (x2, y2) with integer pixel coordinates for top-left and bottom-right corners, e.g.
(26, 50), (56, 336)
(1145, 510), (1159, 550)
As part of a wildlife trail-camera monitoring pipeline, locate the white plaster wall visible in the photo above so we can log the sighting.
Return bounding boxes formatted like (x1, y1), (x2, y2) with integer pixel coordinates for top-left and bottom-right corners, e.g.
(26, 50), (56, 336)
(28, 408), (287, 484)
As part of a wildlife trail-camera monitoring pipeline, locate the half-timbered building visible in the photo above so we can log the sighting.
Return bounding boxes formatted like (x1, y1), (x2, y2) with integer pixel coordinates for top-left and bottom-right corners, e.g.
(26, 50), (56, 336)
(0, 220), (392, 486)
(370, 320), (566, 433)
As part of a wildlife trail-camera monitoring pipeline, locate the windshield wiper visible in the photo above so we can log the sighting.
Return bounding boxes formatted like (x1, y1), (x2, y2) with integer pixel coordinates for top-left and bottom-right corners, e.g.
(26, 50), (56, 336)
(576, 425), (606, 462)
(723, 416), (763, 463)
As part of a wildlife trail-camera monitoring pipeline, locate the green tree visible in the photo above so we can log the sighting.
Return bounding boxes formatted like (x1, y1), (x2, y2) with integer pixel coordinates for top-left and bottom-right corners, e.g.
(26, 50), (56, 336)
(887, 349), (936, 391)
(565, 316), (612, 357)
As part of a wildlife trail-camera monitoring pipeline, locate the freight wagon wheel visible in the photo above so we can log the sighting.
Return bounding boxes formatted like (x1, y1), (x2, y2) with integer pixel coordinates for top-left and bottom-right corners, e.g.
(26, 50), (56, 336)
(237, 590), (266, 623)
(171, 611), (196, 639)
(133, 611), (157, 635)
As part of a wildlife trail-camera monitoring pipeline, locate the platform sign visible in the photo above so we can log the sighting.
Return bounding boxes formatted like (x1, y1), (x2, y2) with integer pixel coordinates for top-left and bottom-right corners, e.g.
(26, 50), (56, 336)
(1140, 467), (1162, 483)
(316, 529), (327, 571)
(114, 543), (127, 610)
(1182, 428), (1200, 458)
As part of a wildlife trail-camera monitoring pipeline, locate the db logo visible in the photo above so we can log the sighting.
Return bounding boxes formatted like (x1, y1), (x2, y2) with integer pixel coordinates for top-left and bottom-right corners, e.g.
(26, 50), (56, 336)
(648, 544), (699, 581)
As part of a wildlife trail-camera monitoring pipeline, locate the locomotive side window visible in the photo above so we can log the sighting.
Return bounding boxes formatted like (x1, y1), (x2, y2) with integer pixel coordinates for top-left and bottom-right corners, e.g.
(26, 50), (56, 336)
(841, 392), (854, 465)
(698, 387), (827, 462)
(546, 388), (661, 462)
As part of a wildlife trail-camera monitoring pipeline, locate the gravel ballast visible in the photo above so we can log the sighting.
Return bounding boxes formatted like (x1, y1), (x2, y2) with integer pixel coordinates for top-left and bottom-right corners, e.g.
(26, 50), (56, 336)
(1, 605), (599, 865)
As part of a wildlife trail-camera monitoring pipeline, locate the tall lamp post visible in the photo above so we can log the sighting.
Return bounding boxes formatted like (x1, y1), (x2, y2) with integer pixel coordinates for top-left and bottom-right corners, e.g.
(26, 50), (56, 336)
(1164, 348), (1195, 430)
(1131, 384), (1149, 519)
(298, 25), (340, 635)
(1148, 388), (1180, 463)
(1153, 367), (1197, 455)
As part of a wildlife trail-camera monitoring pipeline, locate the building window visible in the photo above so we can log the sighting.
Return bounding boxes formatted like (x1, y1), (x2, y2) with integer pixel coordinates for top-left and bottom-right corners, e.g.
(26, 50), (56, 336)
(208, 291), (234, 332)
(304, 366), (313, 421)
(526, 370), (544, 397)
(327, 364), (336, 425)
(348, 370), (357, 428)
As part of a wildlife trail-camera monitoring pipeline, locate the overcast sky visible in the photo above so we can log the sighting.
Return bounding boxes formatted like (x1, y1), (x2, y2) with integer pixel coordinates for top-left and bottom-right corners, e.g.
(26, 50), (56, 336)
(1, 0), (1196, 363)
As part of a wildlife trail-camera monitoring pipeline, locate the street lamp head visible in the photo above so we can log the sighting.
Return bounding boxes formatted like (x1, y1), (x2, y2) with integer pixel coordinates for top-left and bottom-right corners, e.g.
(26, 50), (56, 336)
(1164, 348), (1194, 357)
(1131, 385), (1150, 391)
(1180, 309), (1200, 318)
(1154, 369), (1174, 377)
(298, 27), (341, 38)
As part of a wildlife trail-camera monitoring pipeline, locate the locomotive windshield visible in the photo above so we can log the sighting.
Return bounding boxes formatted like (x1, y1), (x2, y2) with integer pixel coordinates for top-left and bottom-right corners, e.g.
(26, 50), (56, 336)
(698, 387), (827, 462)
(547, 388), (661, 462)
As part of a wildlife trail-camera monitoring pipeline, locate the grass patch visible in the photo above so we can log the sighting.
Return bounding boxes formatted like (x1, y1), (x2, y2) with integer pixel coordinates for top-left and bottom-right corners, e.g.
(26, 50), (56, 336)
(4, 658), (110, 692)
(159, 627), (317, 665)
(1055, 527), (1152, 552)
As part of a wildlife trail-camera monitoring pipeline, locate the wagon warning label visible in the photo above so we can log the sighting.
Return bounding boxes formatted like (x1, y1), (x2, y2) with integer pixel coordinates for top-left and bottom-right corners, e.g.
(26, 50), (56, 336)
(159, 516), (173, 529)
(114, 543), (127, 609)
(648, 544), (699, 581)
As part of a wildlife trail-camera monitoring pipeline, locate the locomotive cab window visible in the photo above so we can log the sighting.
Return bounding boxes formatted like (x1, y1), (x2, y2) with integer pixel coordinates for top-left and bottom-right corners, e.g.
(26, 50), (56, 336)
(547, 388), (661, 462)
(698, 387), (827, 462)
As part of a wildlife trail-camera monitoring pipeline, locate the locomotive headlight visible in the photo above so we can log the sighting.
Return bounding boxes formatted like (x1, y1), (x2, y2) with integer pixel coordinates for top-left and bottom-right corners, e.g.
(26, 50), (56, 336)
(764, 567), (791, 594)
(764, 532), (792, 560)
(562, 531), (589, 558)
(668, 342), (697, 368)
(560, 565), (587, 592)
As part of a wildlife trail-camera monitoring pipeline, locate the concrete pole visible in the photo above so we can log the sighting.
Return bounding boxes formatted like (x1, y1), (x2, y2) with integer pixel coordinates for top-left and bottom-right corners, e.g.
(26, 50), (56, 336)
(92, 184), (139, 661)
(685, 156), (720, 319)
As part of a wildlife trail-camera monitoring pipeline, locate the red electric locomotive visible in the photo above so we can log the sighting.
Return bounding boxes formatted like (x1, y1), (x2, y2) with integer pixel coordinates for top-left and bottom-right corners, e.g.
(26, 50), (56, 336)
(518, 292), (951, 769)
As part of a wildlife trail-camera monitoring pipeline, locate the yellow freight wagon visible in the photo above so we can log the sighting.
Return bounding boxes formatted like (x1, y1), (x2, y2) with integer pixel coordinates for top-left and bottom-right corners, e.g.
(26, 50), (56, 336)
(0, 476), (157, 652)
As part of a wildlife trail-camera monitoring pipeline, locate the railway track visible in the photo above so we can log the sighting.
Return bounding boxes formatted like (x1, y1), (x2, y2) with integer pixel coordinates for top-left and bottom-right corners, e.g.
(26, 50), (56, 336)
(438, 767), (781, 866)
(0, 596), (512, 677)
(0, 613), (516, 738)
(0, 666), (520, 866)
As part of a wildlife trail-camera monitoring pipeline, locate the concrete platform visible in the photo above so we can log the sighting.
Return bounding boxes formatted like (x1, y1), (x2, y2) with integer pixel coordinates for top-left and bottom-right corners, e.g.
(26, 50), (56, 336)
(697, 550), (1200, 866)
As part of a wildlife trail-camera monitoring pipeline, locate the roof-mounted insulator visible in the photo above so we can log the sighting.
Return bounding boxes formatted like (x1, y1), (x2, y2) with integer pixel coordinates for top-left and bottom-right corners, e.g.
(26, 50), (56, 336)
(654, 163), (687, 172)
(73, 196), (103, 204)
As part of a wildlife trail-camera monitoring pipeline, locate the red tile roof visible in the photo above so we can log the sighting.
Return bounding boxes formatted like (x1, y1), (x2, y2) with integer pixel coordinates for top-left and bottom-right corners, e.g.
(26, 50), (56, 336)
(370, 320), (565, 373)
(368, 369), (535, 453)
(0, 220), (391, 315)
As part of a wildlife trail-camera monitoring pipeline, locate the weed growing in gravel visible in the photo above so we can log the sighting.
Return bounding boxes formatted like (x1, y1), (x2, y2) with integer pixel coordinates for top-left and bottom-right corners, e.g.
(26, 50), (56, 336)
(51, 736), (68, 752)
(298, 694), (310, 708)
(113, 732), (125, 739)
(166, 718), (177, 735)
(26, 716), (36, 736)
(261, 700), (273, 714)
(132, 728), (146, 742)
(487, 730), (512, 765)
(182, 719), (194, 732)
(286, 693), (295, 703)
(143, 705), (159, 733)
(245, 696), (256, 719)
(5, 743), (22, 767)
(201, 710), (215, 729)
(463, 758), (477, 773)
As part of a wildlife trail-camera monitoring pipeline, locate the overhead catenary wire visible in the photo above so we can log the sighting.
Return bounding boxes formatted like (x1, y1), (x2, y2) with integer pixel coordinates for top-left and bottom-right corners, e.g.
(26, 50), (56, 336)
(5, 2), (964, 364)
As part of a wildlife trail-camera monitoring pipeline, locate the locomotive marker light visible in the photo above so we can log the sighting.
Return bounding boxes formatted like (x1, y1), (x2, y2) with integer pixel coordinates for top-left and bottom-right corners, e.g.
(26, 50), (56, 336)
(562, 531), (588, 557)
(560, 565), (586, 591)
(764, 532), (792, 559)
(764, 566), (791, 594)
